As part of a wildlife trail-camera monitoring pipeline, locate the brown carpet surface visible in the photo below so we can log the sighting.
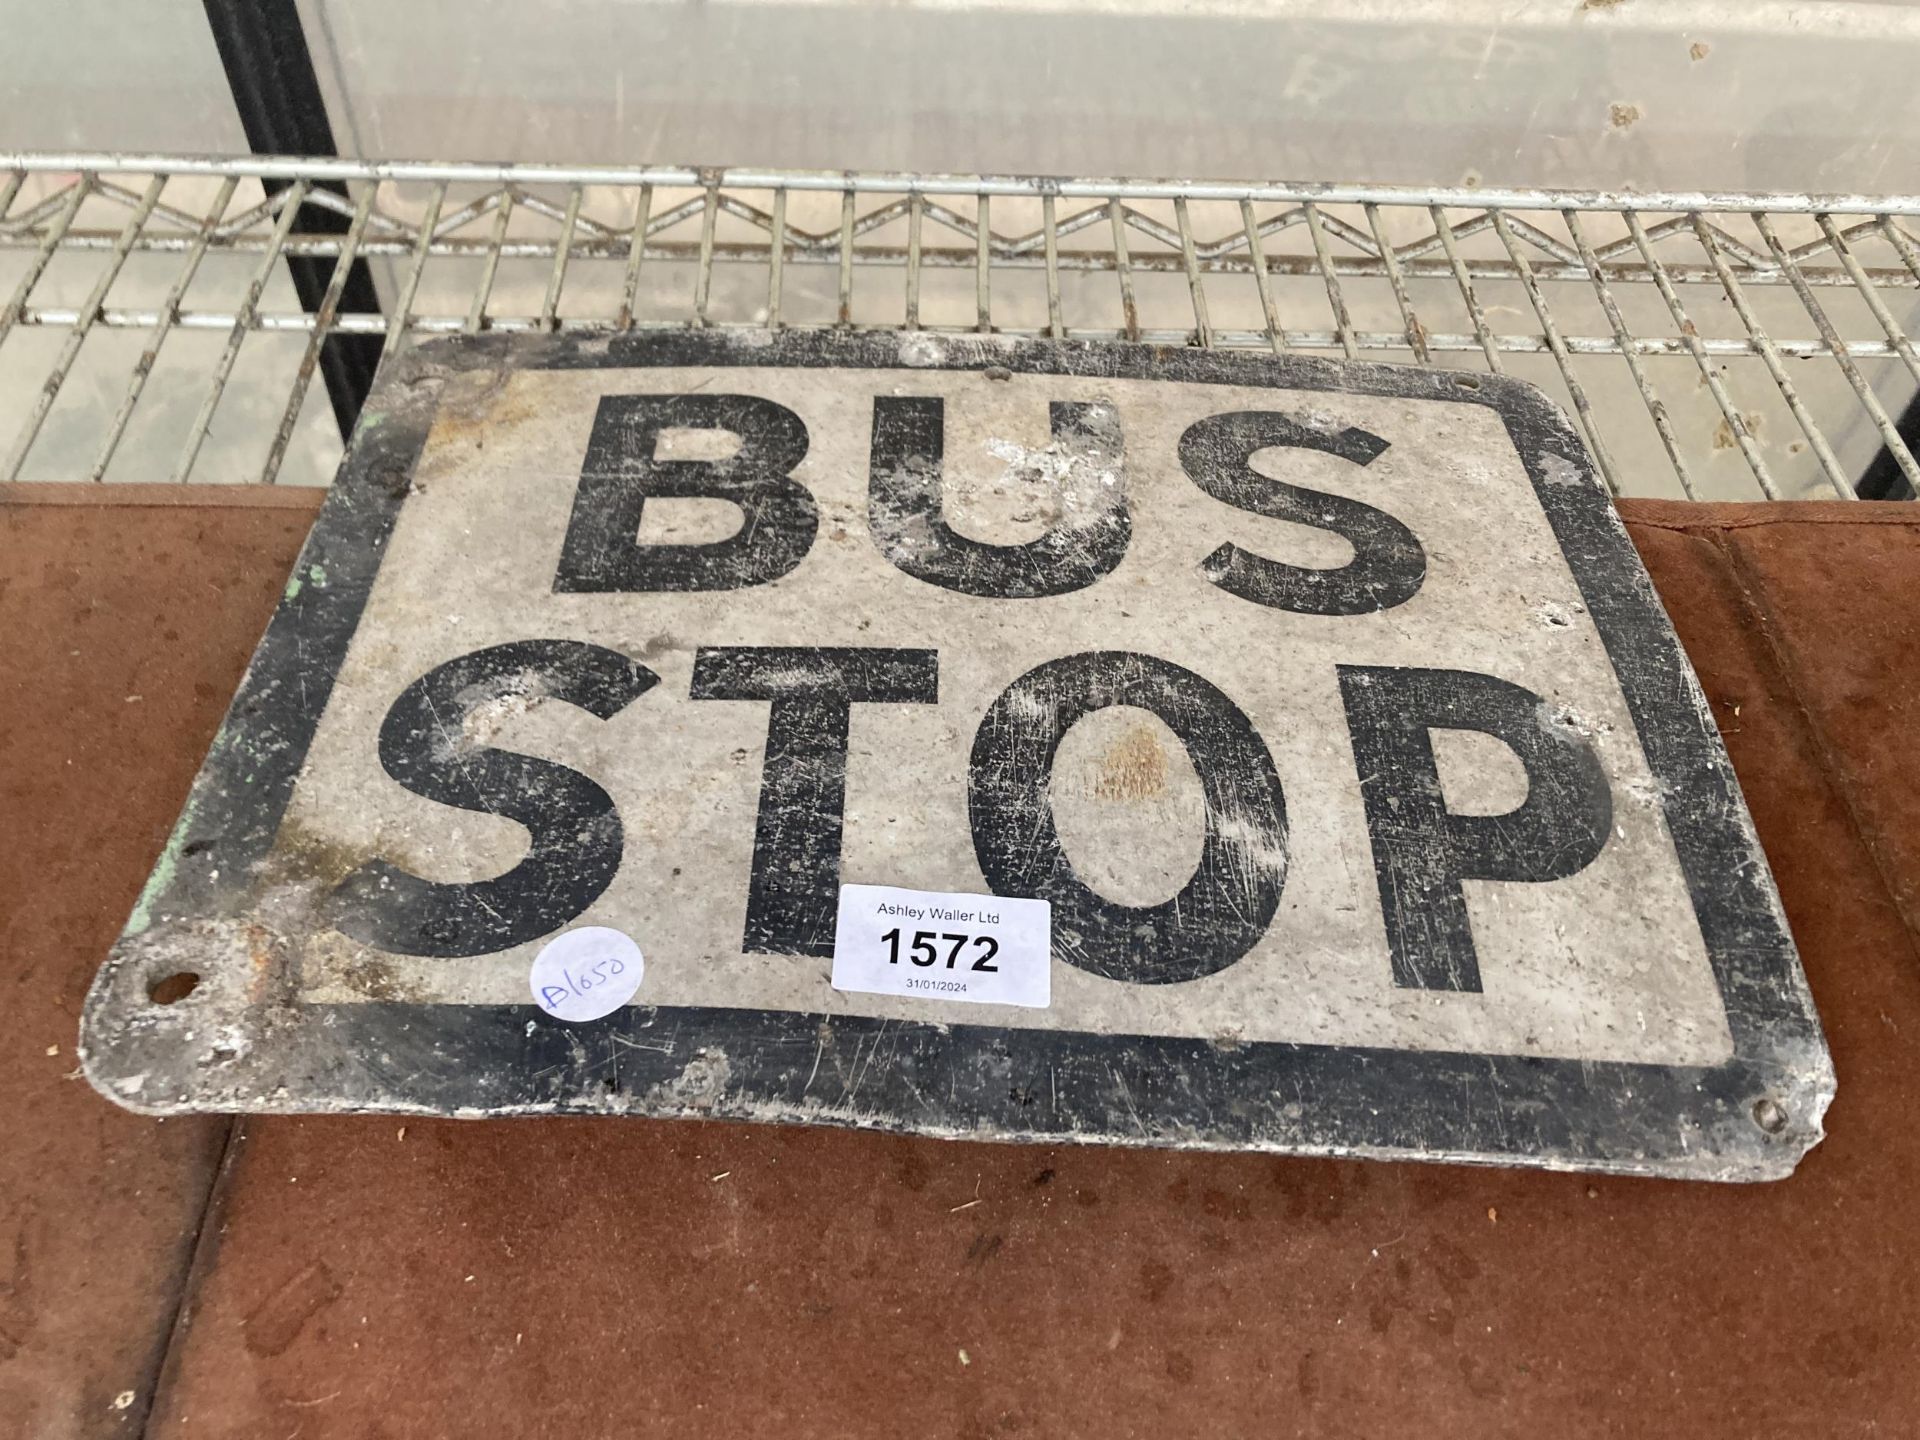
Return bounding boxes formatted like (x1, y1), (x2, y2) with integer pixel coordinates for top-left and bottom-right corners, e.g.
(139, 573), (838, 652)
(2, 487), (1915, 1439)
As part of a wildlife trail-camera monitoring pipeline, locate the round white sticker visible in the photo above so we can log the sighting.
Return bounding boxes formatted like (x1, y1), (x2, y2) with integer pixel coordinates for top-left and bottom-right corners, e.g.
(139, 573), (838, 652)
(529, 927), (644, 1022)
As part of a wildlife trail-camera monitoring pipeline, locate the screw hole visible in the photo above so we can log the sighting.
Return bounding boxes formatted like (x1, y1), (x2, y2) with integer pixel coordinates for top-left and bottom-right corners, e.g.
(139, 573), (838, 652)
(1454, 374), (1483, 390)
(149, 972), (200, 1006)
(1752, 1096), (1788, 1134)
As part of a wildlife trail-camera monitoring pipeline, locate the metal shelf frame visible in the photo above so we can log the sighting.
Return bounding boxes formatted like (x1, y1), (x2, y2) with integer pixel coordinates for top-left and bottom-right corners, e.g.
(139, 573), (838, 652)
(5, 150), (1920, 500)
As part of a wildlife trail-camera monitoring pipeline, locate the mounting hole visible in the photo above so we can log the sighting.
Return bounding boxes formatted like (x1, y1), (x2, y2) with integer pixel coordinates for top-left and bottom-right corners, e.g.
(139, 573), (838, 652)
(1751, 1096), (1788, 1134)
(1453, 374), (1483, 390)
(149, 972), (200, 1006)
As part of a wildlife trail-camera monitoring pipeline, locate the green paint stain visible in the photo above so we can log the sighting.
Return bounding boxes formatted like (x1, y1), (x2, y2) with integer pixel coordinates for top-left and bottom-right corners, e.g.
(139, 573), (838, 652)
(285, 562), (328, 602)
(124, 796), (204, 935)
(124, 846), (177, 935)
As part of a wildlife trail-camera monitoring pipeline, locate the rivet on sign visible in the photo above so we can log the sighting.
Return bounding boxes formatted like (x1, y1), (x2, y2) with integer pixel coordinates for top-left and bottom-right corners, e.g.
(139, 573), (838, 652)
(1752, 1097), (1789, 1134)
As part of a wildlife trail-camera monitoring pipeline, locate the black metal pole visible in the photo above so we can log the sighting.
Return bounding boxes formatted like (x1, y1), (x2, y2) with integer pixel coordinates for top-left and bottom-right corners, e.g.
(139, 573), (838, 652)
(1855, 392), (1920, 500)
(202, 0), (384, 444)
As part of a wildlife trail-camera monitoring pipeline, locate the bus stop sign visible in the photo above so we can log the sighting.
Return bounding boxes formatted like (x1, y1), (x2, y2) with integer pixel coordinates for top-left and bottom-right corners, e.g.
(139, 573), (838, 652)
(80, 331), (1833, 1180)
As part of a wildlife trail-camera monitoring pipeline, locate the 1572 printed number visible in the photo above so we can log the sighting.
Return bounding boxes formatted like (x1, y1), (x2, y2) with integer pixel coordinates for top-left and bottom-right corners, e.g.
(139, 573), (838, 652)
(881, 928), (1000, 972)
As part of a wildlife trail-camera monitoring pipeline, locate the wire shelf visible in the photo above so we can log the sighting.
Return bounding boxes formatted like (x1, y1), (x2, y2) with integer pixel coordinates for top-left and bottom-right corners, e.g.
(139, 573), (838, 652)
(4, 152), (1920, 499)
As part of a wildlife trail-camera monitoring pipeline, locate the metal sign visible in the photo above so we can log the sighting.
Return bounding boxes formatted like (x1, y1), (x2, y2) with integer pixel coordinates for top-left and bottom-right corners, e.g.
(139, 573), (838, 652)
(81, 331), (1832, 1179)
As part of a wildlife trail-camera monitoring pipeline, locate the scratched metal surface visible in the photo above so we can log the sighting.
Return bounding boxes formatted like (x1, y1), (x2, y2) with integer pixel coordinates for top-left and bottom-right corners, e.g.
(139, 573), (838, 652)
(77, 330), (1832, 1179)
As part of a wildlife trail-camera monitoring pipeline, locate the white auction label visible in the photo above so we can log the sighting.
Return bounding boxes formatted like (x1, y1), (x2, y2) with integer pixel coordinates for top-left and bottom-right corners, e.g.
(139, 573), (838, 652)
(529, 927), (645, 1022)
(831, 885), (1051, 1009)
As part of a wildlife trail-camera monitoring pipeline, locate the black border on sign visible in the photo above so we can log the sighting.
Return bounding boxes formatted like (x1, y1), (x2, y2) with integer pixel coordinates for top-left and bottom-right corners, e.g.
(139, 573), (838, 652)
(82, 330), (1832, 1179)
